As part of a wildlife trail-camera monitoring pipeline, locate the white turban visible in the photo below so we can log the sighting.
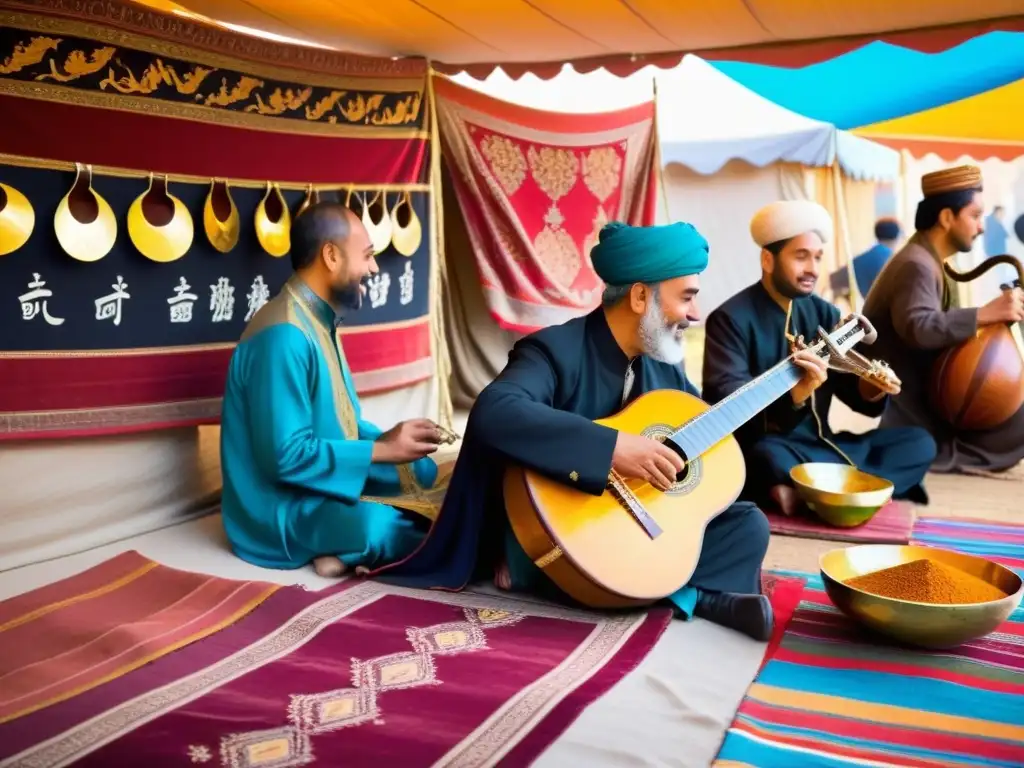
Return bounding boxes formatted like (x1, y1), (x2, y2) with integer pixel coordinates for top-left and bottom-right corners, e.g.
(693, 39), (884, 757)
(750, 200), (834, 248)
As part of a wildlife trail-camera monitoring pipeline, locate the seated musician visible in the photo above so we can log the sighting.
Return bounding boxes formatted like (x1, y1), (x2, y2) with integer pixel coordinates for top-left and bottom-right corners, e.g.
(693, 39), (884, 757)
(372, 221), (832, 641)
(702, 201), (936, 517)
(220, 202), (445, 578)
(861, 165), (1024, 474)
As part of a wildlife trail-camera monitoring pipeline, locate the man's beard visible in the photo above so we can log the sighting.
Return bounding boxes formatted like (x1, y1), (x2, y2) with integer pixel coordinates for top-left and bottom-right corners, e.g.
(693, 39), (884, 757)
(772, 269), (814, 299)
(639, 297), (687, 365)
(951, 231), (976, 254)
(331, 280), (364, 312)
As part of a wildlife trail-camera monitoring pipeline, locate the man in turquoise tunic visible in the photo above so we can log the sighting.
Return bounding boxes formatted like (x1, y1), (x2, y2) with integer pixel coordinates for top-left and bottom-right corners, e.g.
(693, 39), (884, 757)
(374, 221), (830, 641)
(220, 202), (444, 578)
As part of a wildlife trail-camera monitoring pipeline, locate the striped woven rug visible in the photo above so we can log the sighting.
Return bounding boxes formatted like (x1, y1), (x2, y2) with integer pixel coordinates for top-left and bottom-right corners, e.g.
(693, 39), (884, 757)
(911, 516), (1024, 572)
(714, 518), (1024, 767)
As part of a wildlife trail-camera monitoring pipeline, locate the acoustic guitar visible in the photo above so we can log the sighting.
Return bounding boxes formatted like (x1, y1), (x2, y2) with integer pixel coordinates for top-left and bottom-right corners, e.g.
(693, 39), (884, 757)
(503, 315), (897, 609)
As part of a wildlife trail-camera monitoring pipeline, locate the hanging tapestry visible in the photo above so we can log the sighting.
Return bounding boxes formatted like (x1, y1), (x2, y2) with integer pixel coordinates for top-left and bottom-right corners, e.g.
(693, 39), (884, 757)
(435, 75), (658, 333)
(0, 5), (434, 440)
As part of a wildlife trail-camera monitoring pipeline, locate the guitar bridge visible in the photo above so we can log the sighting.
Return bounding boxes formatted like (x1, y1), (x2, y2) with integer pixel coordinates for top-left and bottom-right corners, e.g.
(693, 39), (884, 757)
(607, 474), (663, 540)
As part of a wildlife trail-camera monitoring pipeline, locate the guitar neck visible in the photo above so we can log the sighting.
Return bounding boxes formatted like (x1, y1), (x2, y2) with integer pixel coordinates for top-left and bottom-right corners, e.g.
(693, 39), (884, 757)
(668, 357), (807, 461)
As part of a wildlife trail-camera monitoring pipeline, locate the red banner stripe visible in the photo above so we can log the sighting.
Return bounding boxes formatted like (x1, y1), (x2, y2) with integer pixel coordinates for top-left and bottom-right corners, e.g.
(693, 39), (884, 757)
(0, 321), (431, 412)
(1, 348), (231, 412)
(340, 321), (431, 375)
(0, 94), (427, 185)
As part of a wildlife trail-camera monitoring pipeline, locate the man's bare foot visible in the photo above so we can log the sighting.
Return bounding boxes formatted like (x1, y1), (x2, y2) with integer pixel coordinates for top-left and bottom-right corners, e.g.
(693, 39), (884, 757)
(494, 559), (511, 591)
(313, 556), (347, 578)
(354, 566), (369, 577)
(770, 484), (800, 517)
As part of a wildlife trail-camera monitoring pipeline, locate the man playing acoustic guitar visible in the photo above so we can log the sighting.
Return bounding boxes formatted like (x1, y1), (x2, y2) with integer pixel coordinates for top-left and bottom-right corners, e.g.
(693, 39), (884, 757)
(372, 221), (830, 641)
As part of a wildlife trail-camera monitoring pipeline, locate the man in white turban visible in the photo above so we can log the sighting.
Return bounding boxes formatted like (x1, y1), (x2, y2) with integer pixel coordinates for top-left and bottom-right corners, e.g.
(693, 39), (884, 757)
(701, 200), (936, 516)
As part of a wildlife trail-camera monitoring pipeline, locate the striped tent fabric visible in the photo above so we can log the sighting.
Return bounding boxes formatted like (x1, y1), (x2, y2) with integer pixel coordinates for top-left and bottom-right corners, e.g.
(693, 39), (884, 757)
(715, 517), (1024, 767)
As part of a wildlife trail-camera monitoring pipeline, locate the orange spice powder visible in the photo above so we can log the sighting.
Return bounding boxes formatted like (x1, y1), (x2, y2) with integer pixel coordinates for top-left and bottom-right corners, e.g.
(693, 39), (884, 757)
(845, 559), (1007, 604)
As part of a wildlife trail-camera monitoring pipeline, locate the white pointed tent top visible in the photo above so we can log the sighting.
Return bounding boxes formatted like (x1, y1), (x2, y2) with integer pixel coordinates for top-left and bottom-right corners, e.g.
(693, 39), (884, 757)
(450, 55), (899, 182)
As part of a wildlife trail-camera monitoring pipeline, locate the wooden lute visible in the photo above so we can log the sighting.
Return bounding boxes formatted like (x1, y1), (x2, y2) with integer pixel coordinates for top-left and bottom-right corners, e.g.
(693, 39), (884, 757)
(503, 315), (891, 609)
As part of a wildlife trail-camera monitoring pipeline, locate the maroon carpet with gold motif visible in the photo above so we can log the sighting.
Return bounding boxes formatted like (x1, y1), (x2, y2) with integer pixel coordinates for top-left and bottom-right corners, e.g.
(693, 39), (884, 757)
(0, 556), (672, 767)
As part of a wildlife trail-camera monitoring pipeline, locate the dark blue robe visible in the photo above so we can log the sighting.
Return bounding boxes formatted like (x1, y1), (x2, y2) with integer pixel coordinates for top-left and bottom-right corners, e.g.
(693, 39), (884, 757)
(374, 308), (770, 607)
(702, 282), (936, 506)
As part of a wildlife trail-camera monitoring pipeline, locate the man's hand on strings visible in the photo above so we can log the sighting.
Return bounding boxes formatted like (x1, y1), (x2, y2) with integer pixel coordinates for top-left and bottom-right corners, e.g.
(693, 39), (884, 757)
(612, 432), (685, 491)
(789, 337), (829, 405)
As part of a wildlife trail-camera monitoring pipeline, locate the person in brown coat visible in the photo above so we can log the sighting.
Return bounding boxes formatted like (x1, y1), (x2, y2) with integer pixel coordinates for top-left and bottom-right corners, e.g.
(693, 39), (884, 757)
(861, 165), (1024, 474)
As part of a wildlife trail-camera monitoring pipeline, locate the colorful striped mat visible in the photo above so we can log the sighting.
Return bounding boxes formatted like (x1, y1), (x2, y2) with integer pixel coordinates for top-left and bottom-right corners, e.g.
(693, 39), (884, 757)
(766, 501), (916, 544)
(0, 551), (279, 725)
(911, 516), (1024, 572)
(715, 517), (1024, 767)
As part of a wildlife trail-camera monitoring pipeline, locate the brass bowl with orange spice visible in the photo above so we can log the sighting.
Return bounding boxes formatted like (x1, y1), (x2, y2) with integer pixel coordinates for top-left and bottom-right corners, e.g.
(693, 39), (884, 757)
(819, 544), (1023, 649)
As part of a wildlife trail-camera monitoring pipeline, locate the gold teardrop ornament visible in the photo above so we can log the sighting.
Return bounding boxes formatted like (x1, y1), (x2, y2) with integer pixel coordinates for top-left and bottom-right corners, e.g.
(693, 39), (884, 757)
(53, 163), (117, 263)
(204, 178), (240, 253)
(296, 184), (321, 218)
(0, 181), (35, 257)
(255, 182), (291, 258)
(390, 190), (422, 257)
(361, 190), (393, 255)
(128, 173), (195, 263)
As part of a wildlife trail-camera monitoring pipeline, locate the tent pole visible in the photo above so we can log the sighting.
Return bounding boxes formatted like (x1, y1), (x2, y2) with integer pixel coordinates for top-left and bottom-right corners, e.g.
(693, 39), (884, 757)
(832, 160), (859, 312)
(652, 77), (672, 225)
(426, 65), (454, 430)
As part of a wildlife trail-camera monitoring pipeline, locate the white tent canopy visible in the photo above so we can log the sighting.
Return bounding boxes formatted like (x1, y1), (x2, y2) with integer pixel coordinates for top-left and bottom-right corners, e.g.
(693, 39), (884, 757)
(451, 55), (900, 182)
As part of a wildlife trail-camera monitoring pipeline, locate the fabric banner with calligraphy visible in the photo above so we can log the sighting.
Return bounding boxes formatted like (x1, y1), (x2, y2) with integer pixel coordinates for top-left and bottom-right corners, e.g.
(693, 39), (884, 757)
(435, 75), (659, 333)
(0, 6), (435, 440)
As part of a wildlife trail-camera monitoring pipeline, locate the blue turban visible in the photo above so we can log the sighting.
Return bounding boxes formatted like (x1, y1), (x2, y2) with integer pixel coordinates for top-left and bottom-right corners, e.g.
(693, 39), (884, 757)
(589, 221), (709, 286)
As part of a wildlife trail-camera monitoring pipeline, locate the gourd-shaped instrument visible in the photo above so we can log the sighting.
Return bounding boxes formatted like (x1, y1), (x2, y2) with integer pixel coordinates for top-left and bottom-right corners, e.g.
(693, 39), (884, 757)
(930, 254), (1024, 431)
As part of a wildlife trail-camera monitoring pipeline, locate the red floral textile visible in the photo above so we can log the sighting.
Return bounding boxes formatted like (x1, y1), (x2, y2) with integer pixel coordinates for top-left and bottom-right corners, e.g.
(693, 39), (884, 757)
(436, 76), (658, 333)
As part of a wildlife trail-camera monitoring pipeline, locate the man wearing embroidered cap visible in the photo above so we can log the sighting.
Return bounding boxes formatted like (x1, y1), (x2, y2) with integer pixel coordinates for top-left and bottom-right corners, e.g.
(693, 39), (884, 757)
(373, 220), (824, 641)
(862, 165), (1024, 474)
(702, 200), (936, 517)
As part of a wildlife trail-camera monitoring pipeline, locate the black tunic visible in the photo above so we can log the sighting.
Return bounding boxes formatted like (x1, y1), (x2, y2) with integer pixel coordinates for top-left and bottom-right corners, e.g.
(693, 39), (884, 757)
(702, 282), (936, 505)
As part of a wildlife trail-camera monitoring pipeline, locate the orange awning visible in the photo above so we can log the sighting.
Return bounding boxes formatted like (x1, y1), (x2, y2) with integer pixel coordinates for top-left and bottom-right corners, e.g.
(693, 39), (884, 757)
(127, 0), (1024, 78)
(854, 78), (1024, 161)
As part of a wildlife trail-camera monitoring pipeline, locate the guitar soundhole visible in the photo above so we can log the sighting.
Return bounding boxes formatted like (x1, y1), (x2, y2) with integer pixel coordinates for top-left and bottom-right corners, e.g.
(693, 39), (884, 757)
(642, 423), (701, 496)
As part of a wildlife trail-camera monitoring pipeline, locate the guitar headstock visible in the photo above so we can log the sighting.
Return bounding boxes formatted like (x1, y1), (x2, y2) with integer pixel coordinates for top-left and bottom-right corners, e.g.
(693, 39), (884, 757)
(820, 315), (867, 359)
(789, 315), (865, 360)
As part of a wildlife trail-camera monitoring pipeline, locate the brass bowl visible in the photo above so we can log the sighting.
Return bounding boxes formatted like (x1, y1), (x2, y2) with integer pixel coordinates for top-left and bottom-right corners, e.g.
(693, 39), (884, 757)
(790, 462), (894, 527)
(820, 544), (1023, 649)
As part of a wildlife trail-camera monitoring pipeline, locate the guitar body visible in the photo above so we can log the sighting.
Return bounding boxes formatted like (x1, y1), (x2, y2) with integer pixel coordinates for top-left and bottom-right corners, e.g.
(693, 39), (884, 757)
(503, 389), (746, 609)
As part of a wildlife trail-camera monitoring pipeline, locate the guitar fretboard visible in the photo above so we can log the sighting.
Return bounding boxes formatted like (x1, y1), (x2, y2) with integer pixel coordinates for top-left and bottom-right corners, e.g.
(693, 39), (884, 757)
(664, 316), (864, 465)
(668, 360), (802, 461)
